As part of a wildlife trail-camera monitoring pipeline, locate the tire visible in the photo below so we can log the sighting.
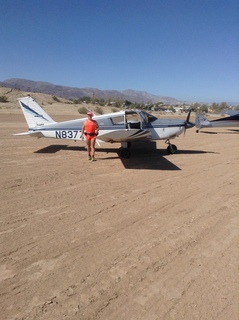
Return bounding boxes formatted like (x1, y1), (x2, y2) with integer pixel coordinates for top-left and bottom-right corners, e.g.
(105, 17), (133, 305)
(120, 148), (131, 159)
(167, 144), (177, 154)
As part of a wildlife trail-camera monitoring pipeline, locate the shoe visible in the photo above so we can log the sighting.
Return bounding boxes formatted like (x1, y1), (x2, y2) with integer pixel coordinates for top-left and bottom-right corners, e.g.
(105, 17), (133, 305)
(88, 156), (92, 160)
(92, 157), (96, 161)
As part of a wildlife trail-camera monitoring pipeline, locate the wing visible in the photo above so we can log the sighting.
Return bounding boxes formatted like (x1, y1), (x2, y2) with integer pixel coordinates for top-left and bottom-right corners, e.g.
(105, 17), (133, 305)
(98, 129), (150, 143)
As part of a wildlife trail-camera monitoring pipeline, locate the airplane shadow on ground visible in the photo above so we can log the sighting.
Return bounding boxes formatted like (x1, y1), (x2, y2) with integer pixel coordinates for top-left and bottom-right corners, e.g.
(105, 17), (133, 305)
(35, 145), (86, 153)
(35, 141), (218, 171)
(119, 142), (218, 170)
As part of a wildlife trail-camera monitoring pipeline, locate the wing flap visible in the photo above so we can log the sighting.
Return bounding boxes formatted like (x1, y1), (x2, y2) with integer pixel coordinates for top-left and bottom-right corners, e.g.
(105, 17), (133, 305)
(98, 129), (150, 143)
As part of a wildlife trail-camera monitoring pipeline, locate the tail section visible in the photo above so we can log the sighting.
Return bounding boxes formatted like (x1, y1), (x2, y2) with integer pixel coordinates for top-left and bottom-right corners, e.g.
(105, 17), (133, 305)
(195, 113), (211, 129)
(18, 96), (55, 128)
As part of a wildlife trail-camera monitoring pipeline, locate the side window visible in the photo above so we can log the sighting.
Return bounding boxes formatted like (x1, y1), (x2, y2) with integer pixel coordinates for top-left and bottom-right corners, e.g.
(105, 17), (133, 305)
(111, 115), (125, 125)
(126, 113), (140, 123)
(126, 112), (141, 129)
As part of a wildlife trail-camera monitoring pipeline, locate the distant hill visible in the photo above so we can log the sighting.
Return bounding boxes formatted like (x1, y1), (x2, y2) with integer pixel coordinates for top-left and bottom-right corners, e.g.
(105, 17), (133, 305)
(0, 78), (183, 105)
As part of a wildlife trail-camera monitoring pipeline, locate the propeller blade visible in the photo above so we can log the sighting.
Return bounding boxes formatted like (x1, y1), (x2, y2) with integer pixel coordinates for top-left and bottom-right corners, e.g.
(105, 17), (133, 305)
(184, 109), (195, 135)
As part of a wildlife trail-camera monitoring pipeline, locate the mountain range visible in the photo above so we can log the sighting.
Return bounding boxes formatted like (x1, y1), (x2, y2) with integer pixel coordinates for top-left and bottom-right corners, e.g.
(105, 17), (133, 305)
(0, 78), (184, 105)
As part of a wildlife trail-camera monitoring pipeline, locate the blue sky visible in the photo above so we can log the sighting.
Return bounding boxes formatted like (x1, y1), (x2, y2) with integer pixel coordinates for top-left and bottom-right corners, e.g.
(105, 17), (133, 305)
(1, 0), (239, 103)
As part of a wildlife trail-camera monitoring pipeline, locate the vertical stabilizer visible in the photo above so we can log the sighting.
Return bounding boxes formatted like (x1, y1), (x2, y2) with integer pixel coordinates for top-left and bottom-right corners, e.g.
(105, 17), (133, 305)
(18, 96), (55, 128)
(195, 113), (211, 129)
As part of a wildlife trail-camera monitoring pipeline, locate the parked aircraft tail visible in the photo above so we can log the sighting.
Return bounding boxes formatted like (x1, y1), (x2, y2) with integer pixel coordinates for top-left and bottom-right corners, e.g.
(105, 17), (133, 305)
(18, 96), (56, 128)
(195, 113), (211, 130)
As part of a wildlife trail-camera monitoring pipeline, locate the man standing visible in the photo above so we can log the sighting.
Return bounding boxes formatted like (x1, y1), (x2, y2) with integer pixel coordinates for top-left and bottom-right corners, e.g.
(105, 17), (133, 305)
(81, 112), (99, 161)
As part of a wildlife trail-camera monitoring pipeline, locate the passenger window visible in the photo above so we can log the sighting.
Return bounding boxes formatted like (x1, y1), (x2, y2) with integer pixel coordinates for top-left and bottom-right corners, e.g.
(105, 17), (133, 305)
(111, 115), (125, 125)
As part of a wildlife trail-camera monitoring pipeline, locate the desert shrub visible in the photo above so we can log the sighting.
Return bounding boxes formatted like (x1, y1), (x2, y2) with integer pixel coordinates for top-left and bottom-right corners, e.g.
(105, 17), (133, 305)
(95, 106), (104, 115)
(74, 97), (91, 104)
(0, 96), (8, 103)
(78, 106), (88, 114)
(52, 96), (61, 102)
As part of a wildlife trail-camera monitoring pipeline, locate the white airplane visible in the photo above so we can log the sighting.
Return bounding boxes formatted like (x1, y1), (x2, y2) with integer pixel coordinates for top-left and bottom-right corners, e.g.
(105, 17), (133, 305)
(15, 96), (195, 158)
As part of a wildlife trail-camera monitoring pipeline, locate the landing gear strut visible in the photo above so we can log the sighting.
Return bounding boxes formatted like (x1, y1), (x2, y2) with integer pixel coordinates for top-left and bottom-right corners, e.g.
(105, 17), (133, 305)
(165, 140), (177, 154)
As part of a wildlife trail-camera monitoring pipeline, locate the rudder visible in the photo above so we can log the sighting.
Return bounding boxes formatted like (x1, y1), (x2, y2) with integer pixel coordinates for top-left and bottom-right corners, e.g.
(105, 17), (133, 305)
(195, 113), (210, 129)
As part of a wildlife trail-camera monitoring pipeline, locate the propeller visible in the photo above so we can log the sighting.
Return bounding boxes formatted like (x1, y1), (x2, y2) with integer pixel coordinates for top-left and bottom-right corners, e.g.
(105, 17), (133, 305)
(184, 109), (195, 135)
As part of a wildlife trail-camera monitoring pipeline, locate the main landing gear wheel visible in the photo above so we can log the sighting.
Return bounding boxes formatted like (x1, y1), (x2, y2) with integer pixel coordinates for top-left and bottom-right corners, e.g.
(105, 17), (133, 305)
(167, 144), (177, 154)
(119, 147), (131, 159)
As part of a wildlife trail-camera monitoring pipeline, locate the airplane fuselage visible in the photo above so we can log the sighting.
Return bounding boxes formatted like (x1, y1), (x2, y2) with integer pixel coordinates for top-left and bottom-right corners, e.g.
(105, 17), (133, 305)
(28, 110), (187, 142)
(16, 97), (194, 157)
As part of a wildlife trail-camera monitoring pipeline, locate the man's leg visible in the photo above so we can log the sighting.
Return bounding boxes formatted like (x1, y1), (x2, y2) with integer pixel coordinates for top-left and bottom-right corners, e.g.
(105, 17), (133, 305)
(86, 139), (91, 159)
(91, 138), (96, 160)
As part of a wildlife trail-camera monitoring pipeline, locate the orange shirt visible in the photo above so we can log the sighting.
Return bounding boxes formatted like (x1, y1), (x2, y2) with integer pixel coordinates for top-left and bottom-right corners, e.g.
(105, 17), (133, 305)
(84, 119), (96, 133)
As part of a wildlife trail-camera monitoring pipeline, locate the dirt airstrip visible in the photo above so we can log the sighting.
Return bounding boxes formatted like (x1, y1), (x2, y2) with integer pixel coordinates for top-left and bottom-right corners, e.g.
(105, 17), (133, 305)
(0, 103), (238, 320)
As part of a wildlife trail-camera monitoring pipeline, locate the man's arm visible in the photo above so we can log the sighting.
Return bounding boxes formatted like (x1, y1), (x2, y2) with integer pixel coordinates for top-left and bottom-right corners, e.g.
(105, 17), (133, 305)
(94, 121), (99, 134)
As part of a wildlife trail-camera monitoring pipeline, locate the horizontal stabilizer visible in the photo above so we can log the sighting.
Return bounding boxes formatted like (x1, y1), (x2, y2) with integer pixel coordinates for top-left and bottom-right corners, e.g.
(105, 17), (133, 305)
(13, 131), (44, 137)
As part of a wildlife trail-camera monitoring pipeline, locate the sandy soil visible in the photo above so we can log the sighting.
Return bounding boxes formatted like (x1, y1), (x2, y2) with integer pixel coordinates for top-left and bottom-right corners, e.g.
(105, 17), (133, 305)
(0, 106), (238, 320)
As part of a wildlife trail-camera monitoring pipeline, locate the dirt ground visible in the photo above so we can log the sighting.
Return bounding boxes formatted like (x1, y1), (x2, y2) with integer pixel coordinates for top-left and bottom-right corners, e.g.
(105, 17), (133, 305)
(0, 107), (238, 320)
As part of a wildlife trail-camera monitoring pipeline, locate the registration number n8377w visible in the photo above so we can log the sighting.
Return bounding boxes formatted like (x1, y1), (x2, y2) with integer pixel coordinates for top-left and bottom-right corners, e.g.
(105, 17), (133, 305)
(55, 130), (79, 139)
